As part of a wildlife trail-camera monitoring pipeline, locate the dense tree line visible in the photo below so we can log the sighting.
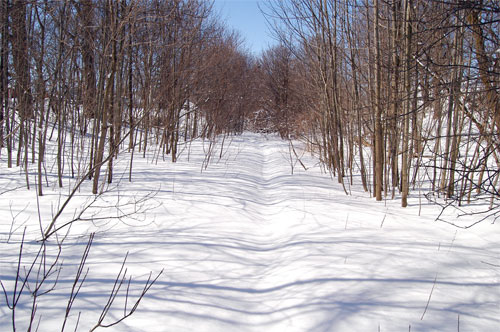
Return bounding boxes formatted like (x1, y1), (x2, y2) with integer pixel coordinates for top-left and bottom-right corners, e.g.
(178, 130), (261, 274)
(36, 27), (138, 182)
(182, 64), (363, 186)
(1, 0), (499, 220)
(0, 0), (257, 195)
(261, 0), (499, 219)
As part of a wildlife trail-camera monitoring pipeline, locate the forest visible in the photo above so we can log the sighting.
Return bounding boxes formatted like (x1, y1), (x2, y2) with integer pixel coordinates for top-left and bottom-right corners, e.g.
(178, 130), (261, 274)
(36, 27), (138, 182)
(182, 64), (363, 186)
(1, 0), (499, 213)
(1, 0), (499, 215)
(0, 0), (499, 330)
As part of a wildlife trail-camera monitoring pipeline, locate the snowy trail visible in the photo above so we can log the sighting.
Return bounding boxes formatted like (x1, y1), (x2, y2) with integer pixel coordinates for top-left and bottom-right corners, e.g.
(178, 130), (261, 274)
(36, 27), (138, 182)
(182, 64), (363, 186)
(1, 133), (499, 331)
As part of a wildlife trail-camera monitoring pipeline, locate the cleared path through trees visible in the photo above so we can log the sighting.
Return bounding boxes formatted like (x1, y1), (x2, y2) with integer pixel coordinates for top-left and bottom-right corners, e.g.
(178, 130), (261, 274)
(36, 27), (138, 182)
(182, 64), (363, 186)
(1, 133), (499, 331)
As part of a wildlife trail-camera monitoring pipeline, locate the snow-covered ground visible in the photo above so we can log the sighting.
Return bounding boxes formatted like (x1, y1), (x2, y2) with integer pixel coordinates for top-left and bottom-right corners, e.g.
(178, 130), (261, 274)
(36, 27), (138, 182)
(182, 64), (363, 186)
(1, 133), (499, 331)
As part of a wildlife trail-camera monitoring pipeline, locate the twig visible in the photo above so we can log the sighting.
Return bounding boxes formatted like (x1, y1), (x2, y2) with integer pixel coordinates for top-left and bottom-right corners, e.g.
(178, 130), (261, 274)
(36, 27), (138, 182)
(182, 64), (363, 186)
(380, 213), (386, 228)
(61, 234), (94, 332)
(421, 273), (438, 320)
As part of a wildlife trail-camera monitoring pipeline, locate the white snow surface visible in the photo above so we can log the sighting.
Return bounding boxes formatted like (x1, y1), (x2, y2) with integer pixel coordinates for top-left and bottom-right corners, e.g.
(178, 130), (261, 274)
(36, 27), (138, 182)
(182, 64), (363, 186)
(1, 133), (499, 331)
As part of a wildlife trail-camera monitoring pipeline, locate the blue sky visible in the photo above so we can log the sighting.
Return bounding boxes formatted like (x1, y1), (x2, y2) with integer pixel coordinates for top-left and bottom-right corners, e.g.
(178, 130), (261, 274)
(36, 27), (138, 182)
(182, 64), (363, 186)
(212, 0), (276, 55)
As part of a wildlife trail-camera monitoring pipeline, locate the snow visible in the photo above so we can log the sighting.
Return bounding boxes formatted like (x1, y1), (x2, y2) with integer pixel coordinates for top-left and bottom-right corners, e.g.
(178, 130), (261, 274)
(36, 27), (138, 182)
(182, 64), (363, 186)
(1, 133), (499, 331)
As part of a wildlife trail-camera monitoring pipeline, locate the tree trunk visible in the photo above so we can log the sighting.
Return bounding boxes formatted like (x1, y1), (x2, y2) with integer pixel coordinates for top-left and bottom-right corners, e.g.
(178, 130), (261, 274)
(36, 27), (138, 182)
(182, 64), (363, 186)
(373, 0), (383, 201)
(401, 0), (412, 207)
